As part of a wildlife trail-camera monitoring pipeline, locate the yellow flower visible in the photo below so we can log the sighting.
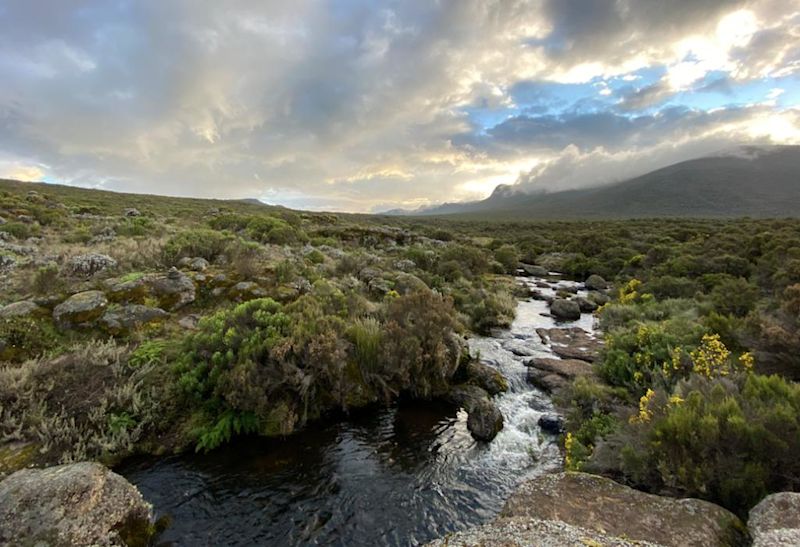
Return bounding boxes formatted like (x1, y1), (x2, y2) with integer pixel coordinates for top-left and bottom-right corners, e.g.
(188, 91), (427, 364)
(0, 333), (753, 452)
(739, 352), (755, 371)
(668, 394), (685, 406)
(630, 388), (656, 423)
(691, 333), (731, 378)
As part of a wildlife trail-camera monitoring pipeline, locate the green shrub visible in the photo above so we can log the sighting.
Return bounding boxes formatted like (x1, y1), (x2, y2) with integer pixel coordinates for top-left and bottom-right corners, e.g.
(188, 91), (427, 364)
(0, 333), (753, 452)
(162, 229), (232, 264)
(618, 373), (800, 516)
(494, 244), (520, 273)
(0, 222), (36, 239)
(0, 317), (60, 362)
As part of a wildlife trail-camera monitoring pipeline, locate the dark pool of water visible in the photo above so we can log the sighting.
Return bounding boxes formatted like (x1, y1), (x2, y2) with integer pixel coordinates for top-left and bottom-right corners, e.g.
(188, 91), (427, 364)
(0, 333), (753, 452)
(120, 276), (590, 546)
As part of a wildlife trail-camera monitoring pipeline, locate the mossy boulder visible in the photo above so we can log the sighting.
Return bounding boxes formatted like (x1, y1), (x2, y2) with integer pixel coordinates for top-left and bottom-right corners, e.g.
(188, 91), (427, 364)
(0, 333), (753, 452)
(104, 275), (152, 304)
(149, 268), (196, 311)
(0, 462), (154, 546)
(585, 274), (608, 291)
(53, 290), (108, 328)
(99, 305), (168, 335)
(550, 298), (581, 320)
(0, 300), (47, 319)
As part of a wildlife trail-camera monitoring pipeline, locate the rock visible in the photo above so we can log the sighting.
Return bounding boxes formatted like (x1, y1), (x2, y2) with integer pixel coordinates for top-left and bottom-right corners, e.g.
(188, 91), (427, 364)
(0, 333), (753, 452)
(574, 296), (598, 312)
(53, 290), (109, 328)
(0, 255), (15, 272)
(749, 492), (800, 546)
(588, 290), (611, 306)
(0, 462), (153, 547)
(149, 268), (196, 311)
(104, 275), (151, 304)
(393, 273), (428, 295)
(229, 281), (267, 301)
(501, 472), (746, 547)
(178, 313), (201, 330)
(394, 259), (416, 271)
(535, 281), (550, 288)
(538, 414), (564, 434)
(549, 298), (581, 321)
(585, 274), (608, 291)
(425, 516), (664, 547)
(67, 253), (118, 277)
(467, 398), (504, 442)
(124, 207), (141, 217)
(0, 300), (46, 319)
(99, 304), (168, 335)
(526, 352), (599, 393)
(177, 257), (192, 268)
(189, 257), (209, 271)
(89, 226), (117, 244)
(16, 214), (34, 223)
(445, 385), (504, 442)
(536, 327), (602, 362)
(520, 264), (548, 277)
(465, 361), (509, 395)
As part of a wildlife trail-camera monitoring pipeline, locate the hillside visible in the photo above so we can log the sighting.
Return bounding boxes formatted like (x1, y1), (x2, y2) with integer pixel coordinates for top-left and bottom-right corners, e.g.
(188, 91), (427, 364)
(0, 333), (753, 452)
(403, 146), (800, 219)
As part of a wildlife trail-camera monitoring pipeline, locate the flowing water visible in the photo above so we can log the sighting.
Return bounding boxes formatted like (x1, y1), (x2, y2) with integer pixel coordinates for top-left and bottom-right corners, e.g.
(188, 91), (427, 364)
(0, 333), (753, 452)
(119, 275), (597, 546)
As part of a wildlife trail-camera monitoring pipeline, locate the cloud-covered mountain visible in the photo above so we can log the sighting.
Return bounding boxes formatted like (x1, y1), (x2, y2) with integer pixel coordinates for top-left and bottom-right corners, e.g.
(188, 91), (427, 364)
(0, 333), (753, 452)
(389, 145), (800, 218)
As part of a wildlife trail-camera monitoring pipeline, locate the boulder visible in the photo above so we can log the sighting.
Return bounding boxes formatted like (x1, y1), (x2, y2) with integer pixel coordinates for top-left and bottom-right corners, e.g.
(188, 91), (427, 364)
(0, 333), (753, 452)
(536, 327), (602, 362)
(465, 361), (508, 395)
(0, 255), (15, 272)
(189, 257), (209, 271)
(99, 305), (168, 335)
(585, 274), (608, 291)
(123, 207), (141, 217)
(748, 492), (800, 546)
(588, 290), (611, 306)
(178, 313), (201, 330)
(0, 462), (154, 546)
(53, 290), (108, 328)
(574, 296), (598, 313)
(0, 300), (46, 319)
(149, 268), (196, 311)
(467, 398), (504, 442)
(501, 472), (746, 547)
(66, 253), (118, 277)
(549, 298), (581, 321)
(445, 385), (504, 442)
(425, 516), (664, 547)
(104, 275), (151, 304)
(229, 281), (267, 301)
(537, 414), (565, 435)
(520, 264), (548, 277)
(525, 356), (596, 393)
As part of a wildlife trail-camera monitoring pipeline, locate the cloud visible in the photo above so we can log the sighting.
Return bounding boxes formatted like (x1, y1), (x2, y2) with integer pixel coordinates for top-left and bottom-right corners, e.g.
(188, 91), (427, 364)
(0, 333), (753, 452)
(0, 0), (797, 211)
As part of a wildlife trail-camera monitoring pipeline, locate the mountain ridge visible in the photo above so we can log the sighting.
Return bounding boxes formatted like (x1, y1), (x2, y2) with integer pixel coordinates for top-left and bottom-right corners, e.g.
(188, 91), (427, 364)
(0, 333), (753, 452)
(386, 145), (800, 218)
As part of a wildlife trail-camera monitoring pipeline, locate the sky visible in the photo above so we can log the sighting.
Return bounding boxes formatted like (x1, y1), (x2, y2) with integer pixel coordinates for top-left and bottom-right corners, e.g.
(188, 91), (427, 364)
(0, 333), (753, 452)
(0, 0), (798, 212)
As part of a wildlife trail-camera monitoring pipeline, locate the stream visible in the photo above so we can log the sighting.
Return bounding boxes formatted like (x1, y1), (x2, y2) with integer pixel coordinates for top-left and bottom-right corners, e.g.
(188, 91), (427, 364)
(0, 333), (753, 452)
(119, 275), (597, 546)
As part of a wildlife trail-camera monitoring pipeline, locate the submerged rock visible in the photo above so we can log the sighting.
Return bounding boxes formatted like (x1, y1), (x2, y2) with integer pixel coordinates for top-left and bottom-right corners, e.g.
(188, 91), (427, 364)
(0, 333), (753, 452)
(501, 472), (746, 547)
(549, 298), (581, 321)
(53, 290), (108, 328)
(749, 492), (800, 546)
(0, 461), (154, 546)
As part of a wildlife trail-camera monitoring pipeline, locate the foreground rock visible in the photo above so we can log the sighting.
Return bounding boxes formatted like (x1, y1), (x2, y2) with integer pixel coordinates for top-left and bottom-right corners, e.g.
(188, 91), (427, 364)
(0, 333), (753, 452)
(536, 327), (602, 362)
(446, 385), (504, 441)
(525, 357), (595, 393)
(426, 516), (664, 547)
(549, 298), (581, 320)
(67, 253), (118, 277)
(53, 290), (109, 328)
(585, 274), (608, 291)
(749, 492), (800, 546)
(465, 361), (508, 395)
(0, 462), (154, 546)
(501, 473), (746, 547)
